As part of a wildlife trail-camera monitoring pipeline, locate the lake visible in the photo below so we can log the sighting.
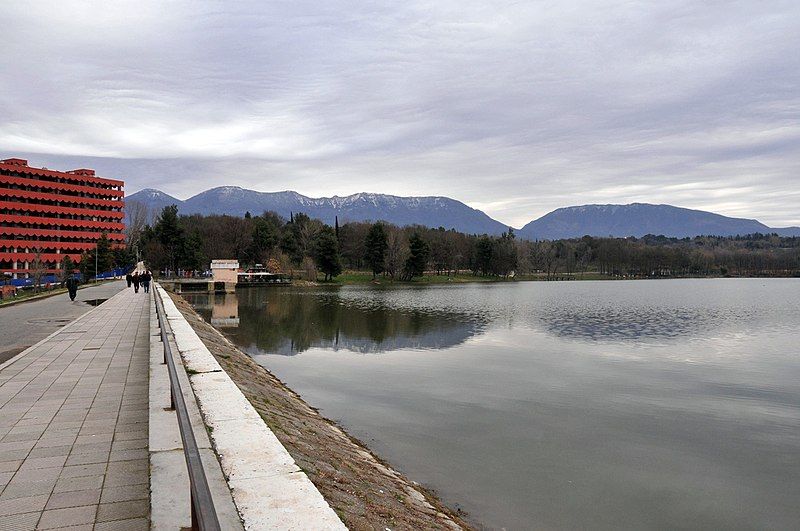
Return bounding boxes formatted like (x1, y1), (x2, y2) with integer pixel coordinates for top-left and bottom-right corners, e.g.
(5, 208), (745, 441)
(184, 279), (800, 530)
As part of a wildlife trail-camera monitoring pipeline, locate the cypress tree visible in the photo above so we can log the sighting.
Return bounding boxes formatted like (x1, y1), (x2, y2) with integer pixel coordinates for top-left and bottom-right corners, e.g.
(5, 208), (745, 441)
(363, 223), (388, 278)
(313, 226), (342, 281)
(403, 232), (430, 280)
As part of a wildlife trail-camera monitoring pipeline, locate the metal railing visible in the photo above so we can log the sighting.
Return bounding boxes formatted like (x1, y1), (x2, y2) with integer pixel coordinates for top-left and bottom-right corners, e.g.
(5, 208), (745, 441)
(154, 288), (221, 531)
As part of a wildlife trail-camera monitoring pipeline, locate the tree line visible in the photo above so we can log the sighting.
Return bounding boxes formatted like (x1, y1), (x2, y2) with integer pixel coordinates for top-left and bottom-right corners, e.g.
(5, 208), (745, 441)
(132, 204), (800, 280)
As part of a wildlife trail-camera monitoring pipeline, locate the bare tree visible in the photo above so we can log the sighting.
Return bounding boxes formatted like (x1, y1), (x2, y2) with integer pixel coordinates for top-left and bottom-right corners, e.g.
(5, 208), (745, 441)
(125, 200), (151, 248)
(384, 226), (408, 279)
(30, 249), (47, 292)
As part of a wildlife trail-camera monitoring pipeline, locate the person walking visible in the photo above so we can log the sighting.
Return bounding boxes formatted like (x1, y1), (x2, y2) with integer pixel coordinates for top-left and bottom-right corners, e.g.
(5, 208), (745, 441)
(132, 272), (140, 293)
(126, 271), (133, 287)
(65, 275), (79, 301)
(141, 270), (151, 294)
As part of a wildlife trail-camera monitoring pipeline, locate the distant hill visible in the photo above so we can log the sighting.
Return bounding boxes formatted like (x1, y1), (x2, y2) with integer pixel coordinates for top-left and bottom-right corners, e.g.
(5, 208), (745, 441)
(127, 189), (181, 218)
(518, 203), (800, 239)
(126, 189), (800, 239)
(126, 186), (511, 235)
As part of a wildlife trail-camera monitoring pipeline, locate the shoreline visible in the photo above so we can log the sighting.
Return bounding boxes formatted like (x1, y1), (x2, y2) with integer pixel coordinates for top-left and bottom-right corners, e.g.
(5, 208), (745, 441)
(292, 270), (797, 287)
(167, 291), (474, 530)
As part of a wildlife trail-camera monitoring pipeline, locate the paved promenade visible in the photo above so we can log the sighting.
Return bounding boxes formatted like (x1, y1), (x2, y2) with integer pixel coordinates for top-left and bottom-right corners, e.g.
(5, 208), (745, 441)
(0, 286), (150, 530)
(0, 281), (127, 364)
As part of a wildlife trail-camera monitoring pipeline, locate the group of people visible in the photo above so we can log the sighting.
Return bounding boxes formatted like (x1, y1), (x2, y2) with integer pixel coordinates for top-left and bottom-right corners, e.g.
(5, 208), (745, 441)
(126, 270), (152, 293)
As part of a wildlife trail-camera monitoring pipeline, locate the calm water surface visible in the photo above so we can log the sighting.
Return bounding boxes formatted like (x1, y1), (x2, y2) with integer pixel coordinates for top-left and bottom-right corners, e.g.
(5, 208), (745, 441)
(186, 279), (800, 530)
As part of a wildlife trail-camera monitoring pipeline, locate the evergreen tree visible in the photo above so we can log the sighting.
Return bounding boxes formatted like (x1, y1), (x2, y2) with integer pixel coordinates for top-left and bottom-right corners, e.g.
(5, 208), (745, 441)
(154, 205), (184, 271)
(475, 236), (493, 276)
(96, 232), (113, 274)
(364, 223), (388, 278)
(279, 230), (300, 265)
(247, 216), (279, 265)
(313, 226), (342, 281)
(179, 230), (205, 270)
(78, 249), (94, 280)
(113, 247), (135, 271)
(492, 229), (518, 277)
(403, 232), (430, 280)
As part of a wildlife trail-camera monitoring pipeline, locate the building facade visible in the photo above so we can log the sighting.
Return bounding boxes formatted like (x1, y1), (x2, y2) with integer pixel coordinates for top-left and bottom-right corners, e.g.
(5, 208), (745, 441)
(0, 157), (125, 279)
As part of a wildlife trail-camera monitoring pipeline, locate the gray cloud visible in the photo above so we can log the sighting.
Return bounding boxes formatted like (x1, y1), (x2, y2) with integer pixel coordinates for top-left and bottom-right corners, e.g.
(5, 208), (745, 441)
(1, 1), (799, 227)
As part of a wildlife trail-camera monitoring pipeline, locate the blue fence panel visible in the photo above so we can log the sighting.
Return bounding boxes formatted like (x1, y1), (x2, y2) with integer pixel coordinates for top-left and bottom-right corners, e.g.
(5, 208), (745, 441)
(0, 265), (132, 287)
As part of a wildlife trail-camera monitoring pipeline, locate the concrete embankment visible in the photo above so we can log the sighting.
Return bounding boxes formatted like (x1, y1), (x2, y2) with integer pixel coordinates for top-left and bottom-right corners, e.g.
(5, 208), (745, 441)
(154, 284), (345, 529)
(164, 288), (471, 530)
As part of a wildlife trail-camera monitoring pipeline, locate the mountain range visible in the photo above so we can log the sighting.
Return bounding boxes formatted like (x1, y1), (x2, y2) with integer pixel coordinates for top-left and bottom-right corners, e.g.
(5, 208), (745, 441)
(126, 186), (800, 240)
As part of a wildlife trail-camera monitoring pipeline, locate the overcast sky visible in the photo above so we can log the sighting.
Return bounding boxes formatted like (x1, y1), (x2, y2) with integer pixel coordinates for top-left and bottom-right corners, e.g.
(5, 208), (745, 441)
(1, 1), (798, 228)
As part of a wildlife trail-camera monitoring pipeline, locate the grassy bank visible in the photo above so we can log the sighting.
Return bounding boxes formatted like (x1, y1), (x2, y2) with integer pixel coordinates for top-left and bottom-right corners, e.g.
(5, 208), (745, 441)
(316, 270), (614, 285)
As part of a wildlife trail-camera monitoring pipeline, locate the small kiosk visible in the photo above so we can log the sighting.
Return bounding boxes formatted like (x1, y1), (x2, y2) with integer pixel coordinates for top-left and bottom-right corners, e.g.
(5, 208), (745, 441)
(211, 260), (239, 293)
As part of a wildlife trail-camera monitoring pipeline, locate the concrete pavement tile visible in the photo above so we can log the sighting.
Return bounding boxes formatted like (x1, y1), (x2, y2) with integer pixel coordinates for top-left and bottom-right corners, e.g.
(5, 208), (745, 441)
(0, 511), (38, 531)
(109, 449), (148, 462)
(65, 452), (109, 467)
(27, 445), (72, 458)
(102, 468), (148, 487)
(75, 434), (114, 445)
(0, 432), (41, 444)
(53, 474), (104, 493)
(78, 425), (116, 436)
(34, 435), (77, 449)
(0, 440), (36, 452)
(0, 471), (14, 489)
(40, 427), (80, 438)
(113, 430), (146, 441)
(59, 462), (107, 479)
(17, 455), (67, 470)
(99, 483), (148, 504)
(8, 466), (61, 482)
(105, 459), (147, 476)
(0, 494), (49, 516)
(82, 417), (119, 426)
(0, 448), (30, 461)
(36, 504), (98, 529)
(70, 441), (112, 454)
(45, 488), (101, 510)
(0, 460), (22, 473)
(0, 476), (59, 499)
(93, 516), (149, 530)
(5, 425), (47, 438)
(96, 499), (148, 522)
(111, 438), (147, 451)
(16, 418), (53, 427)
(44, 421), (83, 430)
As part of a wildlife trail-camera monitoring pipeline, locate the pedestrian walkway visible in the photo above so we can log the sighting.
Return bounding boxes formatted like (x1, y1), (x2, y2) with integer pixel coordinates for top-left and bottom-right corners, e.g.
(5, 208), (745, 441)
(0, 287), (149, 530)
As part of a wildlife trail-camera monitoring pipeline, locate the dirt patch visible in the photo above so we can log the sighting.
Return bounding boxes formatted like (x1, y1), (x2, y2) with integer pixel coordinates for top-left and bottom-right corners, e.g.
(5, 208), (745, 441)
(168, 292), (473, 531)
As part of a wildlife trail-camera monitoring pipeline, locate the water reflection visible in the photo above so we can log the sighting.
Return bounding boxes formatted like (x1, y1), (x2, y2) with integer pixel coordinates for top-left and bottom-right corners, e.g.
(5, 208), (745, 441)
(210, 293), (240, 328)
(184, 280), (800, 530)
(187, 287), (485, 355)
(185, 280), (793, 355)
(535, 303), (744, 342)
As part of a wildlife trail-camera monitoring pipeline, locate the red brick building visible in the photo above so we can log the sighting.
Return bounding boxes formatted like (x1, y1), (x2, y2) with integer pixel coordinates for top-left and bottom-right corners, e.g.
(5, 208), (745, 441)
(0, 157), (125, 279)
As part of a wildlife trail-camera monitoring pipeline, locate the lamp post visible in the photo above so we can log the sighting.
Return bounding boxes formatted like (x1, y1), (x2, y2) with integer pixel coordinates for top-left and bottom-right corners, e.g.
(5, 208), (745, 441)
(95, 242), (98, 284)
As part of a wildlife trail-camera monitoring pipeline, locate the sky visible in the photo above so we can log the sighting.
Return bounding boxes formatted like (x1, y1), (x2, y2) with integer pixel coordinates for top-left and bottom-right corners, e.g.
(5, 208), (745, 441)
(1, 1), (799, 228)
